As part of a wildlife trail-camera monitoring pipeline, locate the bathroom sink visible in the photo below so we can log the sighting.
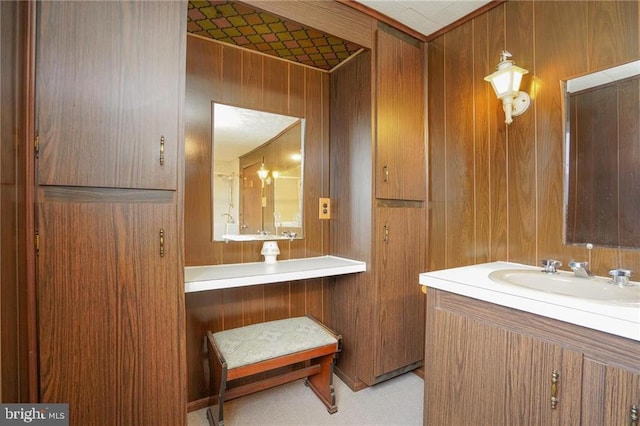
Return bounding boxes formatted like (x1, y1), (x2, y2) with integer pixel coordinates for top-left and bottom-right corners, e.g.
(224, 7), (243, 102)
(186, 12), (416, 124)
(489, 269), (640, 305)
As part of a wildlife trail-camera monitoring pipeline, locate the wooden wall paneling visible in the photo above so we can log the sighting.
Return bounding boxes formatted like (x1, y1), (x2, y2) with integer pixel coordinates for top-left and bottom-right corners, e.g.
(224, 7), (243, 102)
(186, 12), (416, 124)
(485, 5), (509, 264)
(328, 50), (374, 388)
(1, 0), (31, 401)
(427, 40), (446, 271)
(184, 34), (331, 404)
(443, 24), (476, 268)
(241, 50), (263, 110)
(534, 0), (588, 265)
(504, 1), (537, 266)
(185, 290), (223, 402)
(263, 55), (288, 114)
(185, 36), (218, 266)
(587, 1), (639, 73)
(428, 1), (640, 279)
(472, 12), (492, 265)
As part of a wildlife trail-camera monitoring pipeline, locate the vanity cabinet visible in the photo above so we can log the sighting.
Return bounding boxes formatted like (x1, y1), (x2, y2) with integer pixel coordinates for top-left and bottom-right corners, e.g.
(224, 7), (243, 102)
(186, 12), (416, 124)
(33, 1), (186, 424)
(35, 1), (183, 190)
(375, 25), (425, 201)
(425, 289), (640, 425)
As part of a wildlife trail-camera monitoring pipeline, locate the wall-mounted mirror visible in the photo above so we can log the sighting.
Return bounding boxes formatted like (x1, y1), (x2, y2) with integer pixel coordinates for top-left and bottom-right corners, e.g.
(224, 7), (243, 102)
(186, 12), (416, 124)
(212, 103), (304, 241)
(563, 60), (640, 249)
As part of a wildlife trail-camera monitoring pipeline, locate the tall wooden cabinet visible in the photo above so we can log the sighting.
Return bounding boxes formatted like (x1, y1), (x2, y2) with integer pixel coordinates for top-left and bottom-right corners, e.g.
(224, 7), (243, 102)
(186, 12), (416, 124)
(34, 2), (186, 424)
(329, 24), (426, 388)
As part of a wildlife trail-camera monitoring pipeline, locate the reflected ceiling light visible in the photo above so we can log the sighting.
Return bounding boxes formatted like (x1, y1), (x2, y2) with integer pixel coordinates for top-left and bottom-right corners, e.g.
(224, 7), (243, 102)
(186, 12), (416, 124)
(484, 51), (531, 124)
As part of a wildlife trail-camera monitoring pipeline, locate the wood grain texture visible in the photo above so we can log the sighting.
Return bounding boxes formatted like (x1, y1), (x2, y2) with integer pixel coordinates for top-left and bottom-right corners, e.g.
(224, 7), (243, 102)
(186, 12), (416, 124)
(427, 0), (640, 276)
(375, 25), (426, 201)
(374, 206), (426, 376)
(38, 202), (185, 424)
(328, 49), (375, 388)
(426, 289), (640, 424)
(0, 0), (31, 402)
(242, 0), (375, 50)
(184, 35), (331, 403)
(35, 1), (184, 190)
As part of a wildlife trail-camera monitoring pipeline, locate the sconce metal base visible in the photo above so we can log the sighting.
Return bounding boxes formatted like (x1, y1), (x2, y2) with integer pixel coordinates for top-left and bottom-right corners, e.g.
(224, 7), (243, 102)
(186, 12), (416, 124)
(512, 91), (531, 117)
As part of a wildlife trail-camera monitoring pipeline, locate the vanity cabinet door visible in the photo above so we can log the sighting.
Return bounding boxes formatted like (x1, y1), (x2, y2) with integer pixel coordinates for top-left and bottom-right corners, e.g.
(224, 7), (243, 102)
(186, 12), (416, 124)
(375, 206), (426, 377)
(601, 365), (640, 425)
(35, 1), (185, 190)
(505, 333), (583, 425)
(425, 301), (509, 424)
(375, 26), (425, 201)
(425, 290), (583, 425)
(37, 199), (185, 425)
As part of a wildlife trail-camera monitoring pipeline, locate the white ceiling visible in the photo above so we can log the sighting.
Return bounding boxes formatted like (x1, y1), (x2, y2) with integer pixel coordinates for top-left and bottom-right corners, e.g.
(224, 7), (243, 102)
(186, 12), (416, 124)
(354, 0), (493, 37)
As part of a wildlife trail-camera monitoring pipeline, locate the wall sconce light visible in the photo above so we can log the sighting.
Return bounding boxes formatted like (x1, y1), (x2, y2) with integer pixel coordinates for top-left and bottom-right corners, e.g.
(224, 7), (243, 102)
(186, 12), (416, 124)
(484, 51), (531, 124)
(257, 163), (269, 180)
(257, 163), (278, 185)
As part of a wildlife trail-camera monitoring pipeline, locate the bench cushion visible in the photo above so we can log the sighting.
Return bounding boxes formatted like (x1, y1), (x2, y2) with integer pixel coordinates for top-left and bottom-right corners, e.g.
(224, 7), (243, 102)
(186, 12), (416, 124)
(212, 317), (338, 369)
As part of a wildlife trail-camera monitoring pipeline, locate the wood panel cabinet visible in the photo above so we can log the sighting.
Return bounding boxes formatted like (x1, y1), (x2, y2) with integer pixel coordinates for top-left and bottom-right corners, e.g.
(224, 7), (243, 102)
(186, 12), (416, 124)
(375, 25), (425, 201)
(33, 1), (186, 424)
(425, 289), (640, 425)
(37, 197), (184, 424)
(329, 26), (427, 388)
(374, 206), (425, 376)
(35, 1), (183, 190)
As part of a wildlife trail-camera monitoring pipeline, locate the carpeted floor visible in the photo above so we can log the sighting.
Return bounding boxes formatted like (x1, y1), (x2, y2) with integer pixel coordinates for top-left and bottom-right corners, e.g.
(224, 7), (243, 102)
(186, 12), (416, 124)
(188, 372), (423, 426)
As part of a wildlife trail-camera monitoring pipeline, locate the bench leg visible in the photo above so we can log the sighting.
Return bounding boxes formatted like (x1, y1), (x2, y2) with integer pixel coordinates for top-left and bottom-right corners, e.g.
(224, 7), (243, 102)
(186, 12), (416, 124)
(305, 353), (338, 414)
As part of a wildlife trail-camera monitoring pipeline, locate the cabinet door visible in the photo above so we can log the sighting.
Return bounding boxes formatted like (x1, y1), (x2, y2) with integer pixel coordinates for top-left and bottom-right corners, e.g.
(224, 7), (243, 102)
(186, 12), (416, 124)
(505, 333), (582, 425)
(38, 199), (184, 425)
(35, 1), (185, 189)
(603, 365), (640, 425)
(375, 206), (426, 376)
(375, 27), (425, 201)
(425, 303), (509, 424)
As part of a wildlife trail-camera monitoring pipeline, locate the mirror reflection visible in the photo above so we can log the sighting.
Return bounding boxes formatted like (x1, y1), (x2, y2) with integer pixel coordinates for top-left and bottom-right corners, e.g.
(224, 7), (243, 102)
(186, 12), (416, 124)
(212, 103), (304, 241)
(563, 60), (640, 249)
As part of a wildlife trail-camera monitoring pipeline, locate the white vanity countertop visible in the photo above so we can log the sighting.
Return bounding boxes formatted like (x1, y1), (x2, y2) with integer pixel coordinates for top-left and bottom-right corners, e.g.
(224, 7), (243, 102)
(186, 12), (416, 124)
(419, 261), (640, 342)
(185, 255), (366, 293)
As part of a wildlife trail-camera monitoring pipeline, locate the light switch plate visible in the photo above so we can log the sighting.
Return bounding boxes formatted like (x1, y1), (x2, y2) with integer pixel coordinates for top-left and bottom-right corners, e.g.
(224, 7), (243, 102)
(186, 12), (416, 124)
(319, 197), (331, 219)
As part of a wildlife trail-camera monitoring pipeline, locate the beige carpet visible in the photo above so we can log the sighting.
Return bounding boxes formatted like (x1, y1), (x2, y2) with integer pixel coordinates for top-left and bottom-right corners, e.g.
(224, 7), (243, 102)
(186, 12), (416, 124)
(188, 372), (423, 426)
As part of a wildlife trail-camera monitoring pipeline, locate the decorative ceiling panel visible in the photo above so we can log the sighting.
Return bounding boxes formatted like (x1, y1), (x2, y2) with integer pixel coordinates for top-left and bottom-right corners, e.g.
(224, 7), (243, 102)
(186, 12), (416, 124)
(187, 1), (363, 71)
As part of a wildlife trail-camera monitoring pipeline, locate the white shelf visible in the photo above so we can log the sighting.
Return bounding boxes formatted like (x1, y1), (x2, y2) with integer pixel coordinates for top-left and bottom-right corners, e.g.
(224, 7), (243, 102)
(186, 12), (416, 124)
(185, 255), (366, 293)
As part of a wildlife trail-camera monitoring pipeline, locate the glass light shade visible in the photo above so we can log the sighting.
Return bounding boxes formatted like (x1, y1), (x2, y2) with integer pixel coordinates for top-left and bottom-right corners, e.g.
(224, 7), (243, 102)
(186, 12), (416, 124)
(484, 62), (528, 99)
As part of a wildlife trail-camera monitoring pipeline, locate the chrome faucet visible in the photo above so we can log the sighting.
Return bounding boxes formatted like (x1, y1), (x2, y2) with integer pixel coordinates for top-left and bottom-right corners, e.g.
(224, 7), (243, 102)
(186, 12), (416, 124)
(541, 259), (562, 274)
(568, 261), (594, 278)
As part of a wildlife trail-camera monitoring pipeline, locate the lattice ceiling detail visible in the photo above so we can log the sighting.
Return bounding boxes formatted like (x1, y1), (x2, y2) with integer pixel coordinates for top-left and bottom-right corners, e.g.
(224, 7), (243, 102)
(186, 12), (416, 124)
(187, 1), (363, 71)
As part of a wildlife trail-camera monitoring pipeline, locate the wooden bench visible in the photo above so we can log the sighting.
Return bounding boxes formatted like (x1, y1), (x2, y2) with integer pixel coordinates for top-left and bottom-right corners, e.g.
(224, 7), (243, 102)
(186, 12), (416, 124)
(206, 315), (342, 426)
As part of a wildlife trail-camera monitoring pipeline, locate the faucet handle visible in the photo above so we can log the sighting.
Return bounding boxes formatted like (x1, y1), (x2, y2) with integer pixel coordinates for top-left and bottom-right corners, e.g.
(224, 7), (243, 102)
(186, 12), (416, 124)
(609, 268), (632, 287)
(541, 259), (562, 274)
